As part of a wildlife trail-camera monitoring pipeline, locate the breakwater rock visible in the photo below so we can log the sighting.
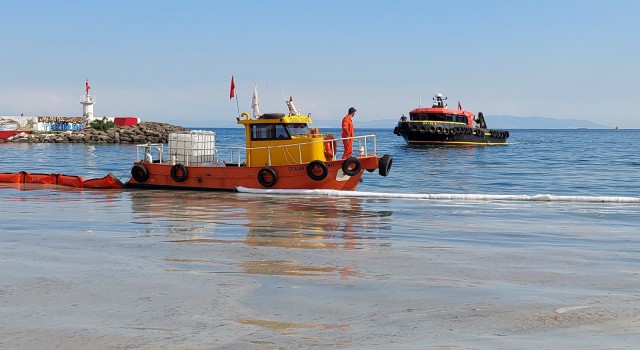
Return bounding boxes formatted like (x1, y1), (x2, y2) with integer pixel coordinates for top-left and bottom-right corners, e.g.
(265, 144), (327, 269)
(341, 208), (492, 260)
(2, 122), (189, 144)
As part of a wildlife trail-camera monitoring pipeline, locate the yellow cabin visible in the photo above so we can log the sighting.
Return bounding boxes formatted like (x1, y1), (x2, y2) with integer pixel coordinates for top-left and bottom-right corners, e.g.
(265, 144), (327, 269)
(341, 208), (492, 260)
(237, 112), (335, 167)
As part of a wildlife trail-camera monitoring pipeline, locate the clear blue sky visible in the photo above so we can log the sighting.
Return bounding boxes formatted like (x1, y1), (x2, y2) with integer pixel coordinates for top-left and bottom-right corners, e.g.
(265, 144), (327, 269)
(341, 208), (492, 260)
(1, 0), (638, 128)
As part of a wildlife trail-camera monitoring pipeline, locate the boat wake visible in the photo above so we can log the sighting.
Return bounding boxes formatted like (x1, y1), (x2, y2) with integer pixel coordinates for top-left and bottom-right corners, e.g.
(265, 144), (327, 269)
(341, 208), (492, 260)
(236, 187), (640, 203)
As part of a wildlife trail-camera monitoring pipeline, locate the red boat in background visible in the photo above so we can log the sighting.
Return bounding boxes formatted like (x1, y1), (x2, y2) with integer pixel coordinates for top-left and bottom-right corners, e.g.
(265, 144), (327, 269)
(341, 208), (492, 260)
(394, 93), (509, 145)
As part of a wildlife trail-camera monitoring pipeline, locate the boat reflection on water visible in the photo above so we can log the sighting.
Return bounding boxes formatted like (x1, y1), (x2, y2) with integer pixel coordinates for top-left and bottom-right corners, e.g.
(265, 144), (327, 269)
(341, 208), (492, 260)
(243, 195), (393, 250)
(129, 190), (393, 278)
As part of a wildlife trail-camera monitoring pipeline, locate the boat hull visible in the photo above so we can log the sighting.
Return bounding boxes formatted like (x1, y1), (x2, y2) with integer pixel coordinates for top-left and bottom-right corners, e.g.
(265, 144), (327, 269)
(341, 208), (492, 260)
(126, 156), (383, 191)
(394, 122), (509, 145)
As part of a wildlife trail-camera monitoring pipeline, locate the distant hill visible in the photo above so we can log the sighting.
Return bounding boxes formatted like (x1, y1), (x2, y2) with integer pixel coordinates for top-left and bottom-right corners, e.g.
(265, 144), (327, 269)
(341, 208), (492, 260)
(485, 115), (610, 129)
(338, 115), (611, 129)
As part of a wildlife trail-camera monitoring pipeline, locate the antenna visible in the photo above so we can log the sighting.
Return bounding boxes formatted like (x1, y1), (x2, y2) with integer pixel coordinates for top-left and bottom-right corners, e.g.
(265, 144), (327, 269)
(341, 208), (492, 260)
(267, 85), (300, 115)
(267, 85), (287, 102)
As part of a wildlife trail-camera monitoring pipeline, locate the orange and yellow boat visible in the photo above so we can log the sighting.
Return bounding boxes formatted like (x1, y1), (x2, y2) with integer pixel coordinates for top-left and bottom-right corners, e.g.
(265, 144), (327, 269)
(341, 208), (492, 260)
(126, 109), (393, 191)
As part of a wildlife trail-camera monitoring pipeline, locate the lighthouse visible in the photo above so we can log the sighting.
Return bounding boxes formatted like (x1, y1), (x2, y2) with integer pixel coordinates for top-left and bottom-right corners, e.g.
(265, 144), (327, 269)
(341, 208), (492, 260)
(80, 79), (95, 123)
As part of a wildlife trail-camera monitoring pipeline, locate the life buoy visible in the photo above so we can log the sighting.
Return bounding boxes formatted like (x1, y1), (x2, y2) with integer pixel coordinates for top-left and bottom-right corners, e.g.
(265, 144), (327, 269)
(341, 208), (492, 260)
(323, 135), (338, 160)
(443, 127), (450, 135)
(240, 112), (250, 120)
(378, 154), (393, 177)
(504, 131), (510, 138)
(410, 124), (419, 132)
(306, 160), (328, 181)
(131, 164), (149, 183)
(428, 125), (436, 133)
(341, 157), (362, 176)
(419, 125), (427, 133)
(170, 163), (188, 182)
(436, 126), (443, 134)
(257, 167), (278, 187)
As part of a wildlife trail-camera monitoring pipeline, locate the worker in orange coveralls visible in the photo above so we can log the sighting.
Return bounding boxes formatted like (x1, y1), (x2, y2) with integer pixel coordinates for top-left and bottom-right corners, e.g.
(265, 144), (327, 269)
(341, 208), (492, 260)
(341, 107), (356, 159)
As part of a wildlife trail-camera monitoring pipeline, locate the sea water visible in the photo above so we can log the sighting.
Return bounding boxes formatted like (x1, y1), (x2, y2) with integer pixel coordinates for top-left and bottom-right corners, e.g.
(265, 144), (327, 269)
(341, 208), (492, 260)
(1, 128), (639, 349)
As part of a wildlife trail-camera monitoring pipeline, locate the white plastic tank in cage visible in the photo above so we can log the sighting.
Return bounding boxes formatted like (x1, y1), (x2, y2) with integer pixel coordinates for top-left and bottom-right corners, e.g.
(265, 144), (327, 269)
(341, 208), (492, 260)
(168, 130), (216, 165)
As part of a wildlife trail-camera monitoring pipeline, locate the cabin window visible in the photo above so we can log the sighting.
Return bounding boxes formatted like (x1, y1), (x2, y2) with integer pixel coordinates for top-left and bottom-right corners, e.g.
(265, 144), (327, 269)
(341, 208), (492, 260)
(412, 113), (473, 122)
(410, 113), (428, 121)
(409, 112), (467, 123)
(429, 113), (446, 121)
(287, 123), (310, 136)
(251, 124), (291, 140)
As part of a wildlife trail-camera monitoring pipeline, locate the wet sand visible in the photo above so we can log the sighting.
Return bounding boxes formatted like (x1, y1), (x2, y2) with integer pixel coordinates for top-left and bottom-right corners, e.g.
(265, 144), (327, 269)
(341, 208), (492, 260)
(3, 230), (640, 349)
(2, 192), (640, 349)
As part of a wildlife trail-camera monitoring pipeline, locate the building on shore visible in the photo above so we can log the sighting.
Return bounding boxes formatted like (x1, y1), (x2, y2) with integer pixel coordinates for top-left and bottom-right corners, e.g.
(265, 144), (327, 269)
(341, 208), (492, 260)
(0, 80), (138, 139)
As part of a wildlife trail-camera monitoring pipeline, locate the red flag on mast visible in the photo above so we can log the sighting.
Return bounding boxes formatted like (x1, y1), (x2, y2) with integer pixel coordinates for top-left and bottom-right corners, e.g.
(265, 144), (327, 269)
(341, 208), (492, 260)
(230, 75), (236, 99)
(457, 100), (462, 110)
(85, 79), (91, 94)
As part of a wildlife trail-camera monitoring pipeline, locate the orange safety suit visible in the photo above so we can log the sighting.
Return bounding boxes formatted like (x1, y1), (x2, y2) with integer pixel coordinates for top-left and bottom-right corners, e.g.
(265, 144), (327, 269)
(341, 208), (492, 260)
(341, 113), (354, 159)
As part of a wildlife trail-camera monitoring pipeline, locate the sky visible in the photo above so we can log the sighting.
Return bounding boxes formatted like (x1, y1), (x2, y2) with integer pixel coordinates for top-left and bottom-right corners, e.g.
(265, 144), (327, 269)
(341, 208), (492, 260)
(1, 0), (638, 128)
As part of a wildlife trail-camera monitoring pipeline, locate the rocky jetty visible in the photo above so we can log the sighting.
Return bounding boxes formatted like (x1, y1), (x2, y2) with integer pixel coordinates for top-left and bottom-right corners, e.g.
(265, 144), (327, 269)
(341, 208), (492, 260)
(1, 122), (189, 144)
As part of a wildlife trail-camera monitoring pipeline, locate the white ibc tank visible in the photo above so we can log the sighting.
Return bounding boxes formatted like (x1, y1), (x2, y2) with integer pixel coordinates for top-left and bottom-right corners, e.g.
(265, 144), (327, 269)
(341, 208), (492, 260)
(169, 130), (216, 165)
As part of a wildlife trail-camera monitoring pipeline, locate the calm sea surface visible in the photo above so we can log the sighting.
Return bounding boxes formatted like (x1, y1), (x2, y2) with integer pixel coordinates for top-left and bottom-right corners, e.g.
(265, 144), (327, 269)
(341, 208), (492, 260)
(2, 128), (640, 349)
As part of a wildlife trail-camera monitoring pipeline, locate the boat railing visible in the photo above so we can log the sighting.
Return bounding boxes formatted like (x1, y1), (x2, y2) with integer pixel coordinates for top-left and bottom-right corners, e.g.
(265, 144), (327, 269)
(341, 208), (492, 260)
(135, 134), (378, 167)
(135, 143), (165, 163)
(216, 134), (377, 166)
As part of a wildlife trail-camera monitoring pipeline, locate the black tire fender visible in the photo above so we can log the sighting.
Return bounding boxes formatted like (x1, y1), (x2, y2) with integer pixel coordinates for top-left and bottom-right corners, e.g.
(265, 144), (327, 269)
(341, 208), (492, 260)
(306, 160), (328, 181)
(257, 167), (278, 187)
(341, 157), (362, 176)
(131, 164), (149, 183)
(170, 163), (188, 182)
(378, 154), (393, 177)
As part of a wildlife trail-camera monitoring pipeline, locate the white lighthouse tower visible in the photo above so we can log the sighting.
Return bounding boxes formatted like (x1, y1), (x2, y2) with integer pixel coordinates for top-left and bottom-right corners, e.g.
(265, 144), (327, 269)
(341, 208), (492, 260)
(80, 78), (95, 123)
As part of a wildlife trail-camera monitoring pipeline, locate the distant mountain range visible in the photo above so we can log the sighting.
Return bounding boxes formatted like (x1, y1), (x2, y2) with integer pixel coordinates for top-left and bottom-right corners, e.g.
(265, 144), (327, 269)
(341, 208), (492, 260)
(186, 115), (611, 129)
(352, 115), (611, 129)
